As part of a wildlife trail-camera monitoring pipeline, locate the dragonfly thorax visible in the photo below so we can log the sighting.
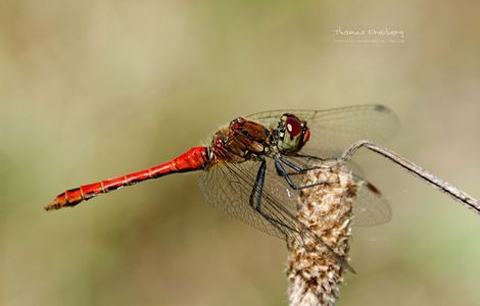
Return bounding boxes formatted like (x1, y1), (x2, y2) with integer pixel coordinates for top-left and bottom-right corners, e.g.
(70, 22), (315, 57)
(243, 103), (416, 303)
(209, 117), (274, 164)
(209, 114), (310, 165)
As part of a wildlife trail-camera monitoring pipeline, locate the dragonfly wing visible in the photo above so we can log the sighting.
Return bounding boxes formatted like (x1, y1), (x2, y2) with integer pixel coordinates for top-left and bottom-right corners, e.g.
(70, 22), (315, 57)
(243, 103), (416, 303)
(199, 159), (299, 241)
(352, 179), (392, 226)
(247, 104), (399, 158)
(199, 159), (354, 269)
(270, 155), (392, 227)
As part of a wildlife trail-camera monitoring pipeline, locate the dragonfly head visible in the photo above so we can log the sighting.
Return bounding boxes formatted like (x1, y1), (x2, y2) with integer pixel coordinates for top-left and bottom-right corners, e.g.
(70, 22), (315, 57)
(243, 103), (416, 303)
(276, 113), (310, 154)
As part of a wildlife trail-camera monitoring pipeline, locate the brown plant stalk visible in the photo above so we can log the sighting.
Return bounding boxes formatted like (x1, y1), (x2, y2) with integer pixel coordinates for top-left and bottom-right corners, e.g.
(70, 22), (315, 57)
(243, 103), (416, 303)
(287, 163), (357, 306)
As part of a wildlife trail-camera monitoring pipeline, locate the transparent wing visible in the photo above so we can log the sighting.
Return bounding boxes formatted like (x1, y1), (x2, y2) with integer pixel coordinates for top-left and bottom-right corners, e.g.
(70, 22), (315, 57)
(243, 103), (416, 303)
(282, 155), (392, 226)
(352, 179), (392, 226)
(199, 159), (356, 268)
(199, 159), (298, 241)
(247, 104), (399, 158)
(200, 156), (391, 239)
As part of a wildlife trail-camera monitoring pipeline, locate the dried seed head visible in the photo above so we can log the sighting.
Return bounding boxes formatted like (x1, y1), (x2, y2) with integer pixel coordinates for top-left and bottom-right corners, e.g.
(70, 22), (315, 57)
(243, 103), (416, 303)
(287, 163), (357, 306)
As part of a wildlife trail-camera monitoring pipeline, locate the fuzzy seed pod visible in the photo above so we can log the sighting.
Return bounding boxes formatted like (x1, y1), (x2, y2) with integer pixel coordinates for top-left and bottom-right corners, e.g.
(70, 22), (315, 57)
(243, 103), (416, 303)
(287, 163), (357, 306)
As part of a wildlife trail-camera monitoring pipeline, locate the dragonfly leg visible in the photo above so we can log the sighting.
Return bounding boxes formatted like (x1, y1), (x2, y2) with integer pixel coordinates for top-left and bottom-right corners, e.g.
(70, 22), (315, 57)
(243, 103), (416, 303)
(252, 159), (355, 272)
(278, 156), (325, 174)
(274, 158), (327, 190)
(249, 158), (295, 239)
(293, 153), (328, 162)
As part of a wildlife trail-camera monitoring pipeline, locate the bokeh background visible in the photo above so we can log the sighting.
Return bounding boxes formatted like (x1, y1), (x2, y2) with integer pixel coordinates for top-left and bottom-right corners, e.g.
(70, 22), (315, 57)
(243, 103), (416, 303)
(1, 1), (480, 305)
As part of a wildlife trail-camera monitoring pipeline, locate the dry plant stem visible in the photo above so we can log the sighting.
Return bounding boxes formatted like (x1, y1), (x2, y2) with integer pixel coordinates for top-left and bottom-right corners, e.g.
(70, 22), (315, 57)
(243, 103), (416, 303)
(341, 140), (480, 214)
(287, 163), (357, 306)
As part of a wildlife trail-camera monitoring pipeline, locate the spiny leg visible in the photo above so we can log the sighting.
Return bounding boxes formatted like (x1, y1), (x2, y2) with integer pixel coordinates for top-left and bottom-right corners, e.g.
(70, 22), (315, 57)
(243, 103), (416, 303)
(252, 158), (355, 272)
(249, 158), (296, 239)
(274, 157), (329, 190)
(278, 156), (325, 174)
(293, 153), (328, 162)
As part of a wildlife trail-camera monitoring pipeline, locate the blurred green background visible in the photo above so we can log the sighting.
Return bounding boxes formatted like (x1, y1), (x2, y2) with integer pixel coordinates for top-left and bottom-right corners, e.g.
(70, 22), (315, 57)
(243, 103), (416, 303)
(1, 1), (480, 305)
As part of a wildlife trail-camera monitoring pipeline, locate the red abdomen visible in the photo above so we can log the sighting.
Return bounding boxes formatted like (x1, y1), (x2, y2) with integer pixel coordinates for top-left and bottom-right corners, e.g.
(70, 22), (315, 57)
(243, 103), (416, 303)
(45, 146), (209, 210)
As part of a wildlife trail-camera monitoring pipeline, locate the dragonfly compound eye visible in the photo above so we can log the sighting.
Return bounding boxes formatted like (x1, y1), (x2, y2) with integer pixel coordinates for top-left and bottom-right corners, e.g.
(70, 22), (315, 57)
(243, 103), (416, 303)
(277, 114), (308, 154)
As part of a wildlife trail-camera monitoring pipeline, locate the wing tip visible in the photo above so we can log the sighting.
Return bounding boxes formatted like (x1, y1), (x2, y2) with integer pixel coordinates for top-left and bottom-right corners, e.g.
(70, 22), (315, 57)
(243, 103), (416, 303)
(365, 181), (382, 196)
(374, 104), (392, 113)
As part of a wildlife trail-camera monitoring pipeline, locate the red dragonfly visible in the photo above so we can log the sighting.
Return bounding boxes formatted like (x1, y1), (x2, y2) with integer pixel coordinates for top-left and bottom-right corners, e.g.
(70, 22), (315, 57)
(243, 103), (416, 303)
(45, 104), (480, 268)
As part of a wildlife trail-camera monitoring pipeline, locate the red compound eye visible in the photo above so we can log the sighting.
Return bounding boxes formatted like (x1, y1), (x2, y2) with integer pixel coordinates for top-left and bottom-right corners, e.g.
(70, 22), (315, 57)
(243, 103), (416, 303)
(286, 116), (302, 138)
(302, 128), (310, 143)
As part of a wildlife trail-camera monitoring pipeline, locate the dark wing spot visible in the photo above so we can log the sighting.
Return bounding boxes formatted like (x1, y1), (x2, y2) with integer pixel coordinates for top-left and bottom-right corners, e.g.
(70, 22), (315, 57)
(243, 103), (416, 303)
(366, 182), (382, 195)
(374, 104), (391, 113)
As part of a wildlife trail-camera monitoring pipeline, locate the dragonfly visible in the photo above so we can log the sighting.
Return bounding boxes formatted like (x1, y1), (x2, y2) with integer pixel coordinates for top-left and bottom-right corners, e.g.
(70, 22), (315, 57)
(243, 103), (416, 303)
(45, 104), (480, 270)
